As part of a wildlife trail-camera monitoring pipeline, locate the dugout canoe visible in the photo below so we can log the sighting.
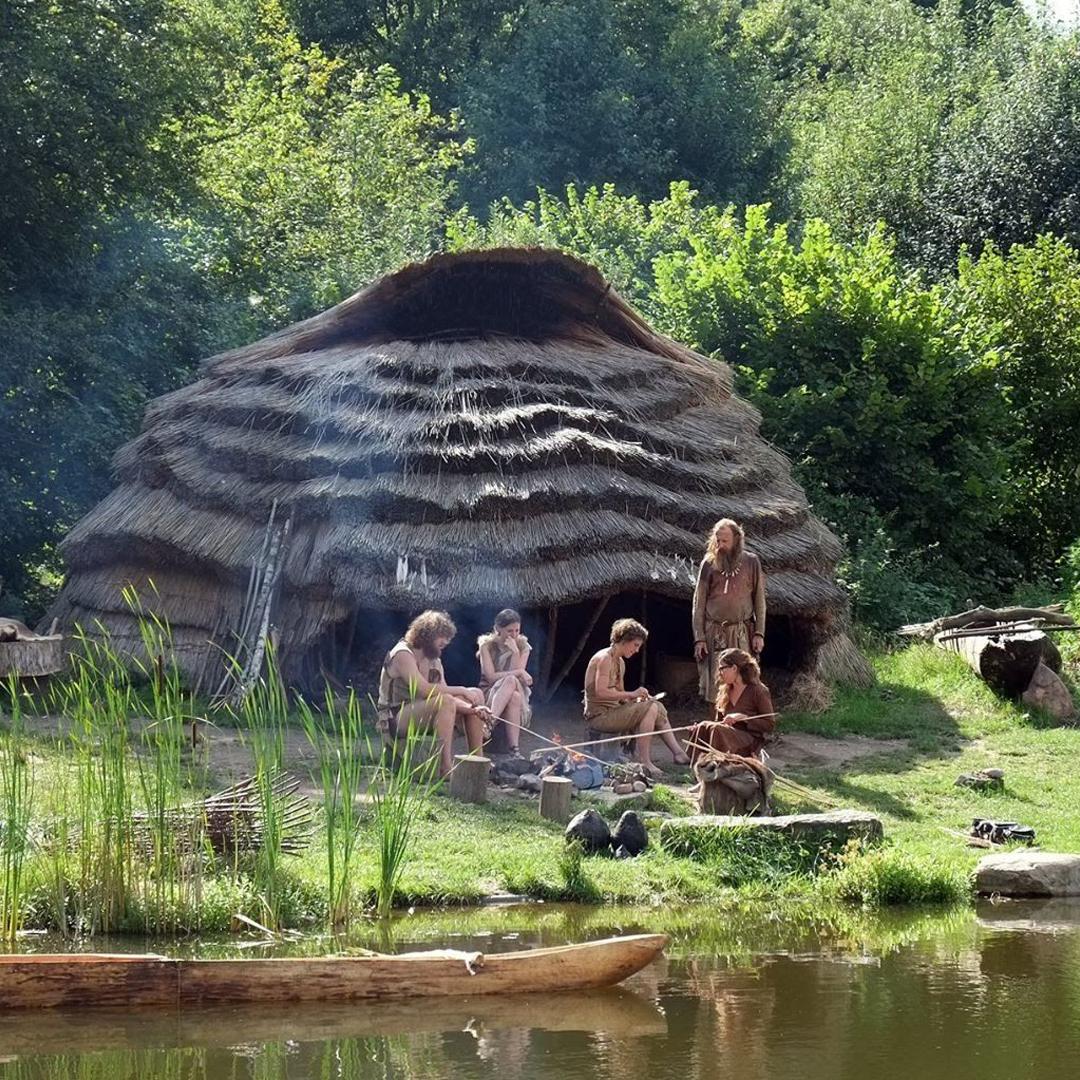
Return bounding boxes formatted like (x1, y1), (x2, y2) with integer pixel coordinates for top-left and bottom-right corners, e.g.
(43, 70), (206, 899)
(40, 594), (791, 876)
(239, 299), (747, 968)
(0, 934), (667, 1010)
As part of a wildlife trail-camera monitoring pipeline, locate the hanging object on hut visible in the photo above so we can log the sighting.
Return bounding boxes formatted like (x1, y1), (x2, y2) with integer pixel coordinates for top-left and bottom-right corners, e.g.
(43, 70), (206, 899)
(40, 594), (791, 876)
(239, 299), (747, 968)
(899, 605), (1078, 718)
(0, 617), (64, 679)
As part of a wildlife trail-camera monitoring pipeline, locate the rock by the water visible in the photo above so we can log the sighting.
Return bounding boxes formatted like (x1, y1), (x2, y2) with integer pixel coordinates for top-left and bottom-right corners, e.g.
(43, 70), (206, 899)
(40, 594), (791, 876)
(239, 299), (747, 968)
(611, 811), (649, 856)
(564, 808), (611, 853)
(1021, 661), (1077, 722)
(976, 852), (1080, 897)
(660, 810), (883, 859)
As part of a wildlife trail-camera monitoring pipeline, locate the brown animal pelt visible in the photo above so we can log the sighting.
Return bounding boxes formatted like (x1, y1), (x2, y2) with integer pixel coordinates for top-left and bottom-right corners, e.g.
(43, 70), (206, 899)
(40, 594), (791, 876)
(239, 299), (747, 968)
(693, 751), (774, 816)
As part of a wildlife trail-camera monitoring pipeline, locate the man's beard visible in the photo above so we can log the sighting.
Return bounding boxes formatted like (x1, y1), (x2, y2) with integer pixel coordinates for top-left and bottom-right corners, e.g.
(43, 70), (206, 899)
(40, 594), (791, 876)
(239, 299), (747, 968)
(422, 642), (442, 660)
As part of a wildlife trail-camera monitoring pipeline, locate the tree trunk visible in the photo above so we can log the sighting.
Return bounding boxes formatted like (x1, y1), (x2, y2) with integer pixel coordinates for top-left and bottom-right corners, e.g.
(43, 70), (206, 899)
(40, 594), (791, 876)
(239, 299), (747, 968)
(936, 624), (1062, 697)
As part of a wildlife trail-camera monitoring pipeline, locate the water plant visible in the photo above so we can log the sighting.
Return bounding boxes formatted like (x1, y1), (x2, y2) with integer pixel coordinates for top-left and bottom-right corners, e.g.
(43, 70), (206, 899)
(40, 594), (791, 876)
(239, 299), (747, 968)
(299, 688), (366, 928)
(232, 643), (290, 929)
(368, 723), (441, 918)
(1, 675), (35, 941)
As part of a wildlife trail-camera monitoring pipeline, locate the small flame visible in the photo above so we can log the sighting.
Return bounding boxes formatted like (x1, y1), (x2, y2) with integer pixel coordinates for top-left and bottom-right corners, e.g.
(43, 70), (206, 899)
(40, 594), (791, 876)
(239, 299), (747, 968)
(552, 731), (563, 745)
(568, 749), (586, 764)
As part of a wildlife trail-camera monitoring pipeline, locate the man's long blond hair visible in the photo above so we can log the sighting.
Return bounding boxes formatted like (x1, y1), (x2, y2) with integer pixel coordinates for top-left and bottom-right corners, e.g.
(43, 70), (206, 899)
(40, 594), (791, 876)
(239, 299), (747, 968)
(705, 518), (745, 570)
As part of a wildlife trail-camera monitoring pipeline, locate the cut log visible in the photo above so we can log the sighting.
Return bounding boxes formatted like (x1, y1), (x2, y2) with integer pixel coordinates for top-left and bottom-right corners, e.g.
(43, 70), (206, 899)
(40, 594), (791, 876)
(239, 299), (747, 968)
(539, 776), (573, 823)
(900, 604), (1073, 639)
(449, 754), (490, 804)
(936, 622), (1062, 697)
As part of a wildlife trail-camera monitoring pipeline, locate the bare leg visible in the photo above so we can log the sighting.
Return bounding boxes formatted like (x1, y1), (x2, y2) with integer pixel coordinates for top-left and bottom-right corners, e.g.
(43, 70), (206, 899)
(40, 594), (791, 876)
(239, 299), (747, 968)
(633, 703), (661, 778)
(656, 713), (690, 765)
(501, 686), (523, 753)
(488, 676), (517, 719)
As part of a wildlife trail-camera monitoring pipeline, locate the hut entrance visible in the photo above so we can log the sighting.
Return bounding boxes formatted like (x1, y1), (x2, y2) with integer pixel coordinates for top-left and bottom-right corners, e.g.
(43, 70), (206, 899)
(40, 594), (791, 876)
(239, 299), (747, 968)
(306, 594), (812, 710)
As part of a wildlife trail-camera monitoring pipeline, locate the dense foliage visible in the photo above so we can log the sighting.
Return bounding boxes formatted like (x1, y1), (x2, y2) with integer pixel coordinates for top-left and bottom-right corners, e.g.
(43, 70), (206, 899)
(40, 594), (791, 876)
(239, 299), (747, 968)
(3, 0), (1079, 632)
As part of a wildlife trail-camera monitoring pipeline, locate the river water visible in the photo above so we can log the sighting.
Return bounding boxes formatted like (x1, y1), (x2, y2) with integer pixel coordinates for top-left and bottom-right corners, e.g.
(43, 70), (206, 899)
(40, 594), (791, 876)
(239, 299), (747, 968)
(2, 899), (1079, 1079)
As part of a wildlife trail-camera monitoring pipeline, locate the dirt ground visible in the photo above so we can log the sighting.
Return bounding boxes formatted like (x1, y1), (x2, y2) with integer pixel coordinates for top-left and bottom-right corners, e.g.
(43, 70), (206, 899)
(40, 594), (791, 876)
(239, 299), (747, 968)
(201, 699), (908, 794)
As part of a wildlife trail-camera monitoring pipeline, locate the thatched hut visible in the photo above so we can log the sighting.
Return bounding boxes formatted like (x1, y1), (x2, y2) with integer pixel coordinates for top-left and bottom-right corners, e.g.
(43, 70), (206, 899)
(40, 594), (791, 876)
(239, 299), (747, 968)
(50, 249), (868, 697)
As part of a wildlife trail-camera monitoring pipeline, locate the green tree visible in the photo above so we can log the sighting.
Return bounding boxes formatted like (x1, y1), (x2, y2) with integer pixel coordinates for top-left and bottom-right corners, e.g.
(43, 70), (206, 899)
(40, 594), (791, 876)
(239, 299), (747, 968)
(951, 234), (1080, 568)
(188, 0), (468, 322)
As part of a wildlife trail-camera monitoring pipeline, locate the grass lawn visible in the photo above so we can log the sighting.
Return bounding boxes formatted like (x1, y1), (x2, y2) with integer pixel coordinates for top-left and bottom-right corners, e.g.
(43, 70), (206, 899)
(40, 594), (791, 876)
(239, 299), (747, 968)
(4, 642), (1079, 935)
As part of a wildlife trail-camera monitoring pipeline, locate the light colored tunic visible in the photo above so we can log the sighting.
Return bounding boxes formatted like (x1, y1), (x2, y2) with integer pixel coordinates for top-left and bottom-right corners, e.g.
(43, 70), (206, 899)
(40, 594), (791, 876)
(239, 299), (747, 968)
(477, 634), (532, 728)
(583, 648), (668, 734)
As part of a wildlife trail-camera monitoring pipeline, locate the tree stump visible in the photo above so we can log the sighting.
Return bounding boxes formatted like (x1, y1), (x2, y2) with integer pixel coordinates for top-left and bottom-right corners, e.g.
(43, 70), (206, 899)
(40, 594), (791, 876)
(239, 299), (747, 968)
(539, 775), (573, 824)
(449, 754), (490, 804)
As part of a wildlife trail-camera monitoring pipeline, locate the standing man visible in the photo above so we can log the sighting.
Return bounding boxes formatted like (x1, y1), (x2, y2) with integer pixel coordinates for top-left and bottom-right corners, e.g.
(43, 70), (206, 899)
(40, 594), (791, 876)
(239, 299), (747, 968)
(691, 518), (766, 703)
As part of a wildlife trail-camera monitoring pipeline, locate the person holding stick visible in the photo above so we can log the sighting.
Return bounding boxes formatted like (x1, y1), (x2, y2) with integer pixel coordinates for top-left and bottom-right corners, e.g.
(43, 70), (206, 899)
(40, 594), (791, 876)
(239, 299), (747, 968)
(687, 648), (776, 763)
(477, 608), (532, 755)
(583, 618), (690, 778)
(692, 518), (766, 703)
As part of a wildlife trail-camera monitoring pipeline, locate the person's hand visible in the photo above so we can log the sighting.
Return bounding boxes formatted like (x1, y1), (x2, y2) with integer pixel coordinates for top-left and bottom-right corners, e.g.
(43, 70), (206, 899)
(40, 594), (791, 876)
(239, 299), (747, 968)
(726, 712), (749, 730)
(516, 670), (533, 686)
(751, 633), (765, 655)
(629, 686), (650, 701)
(693, 640), (708, 662)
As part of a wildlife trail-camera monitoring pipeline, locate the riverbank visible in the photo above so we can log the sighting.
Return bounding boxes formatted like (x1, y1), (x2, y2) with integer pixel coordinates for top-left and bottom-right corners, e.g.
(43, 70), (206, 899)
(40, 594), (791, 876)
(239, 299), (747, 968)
(3, 643), (1079, 935)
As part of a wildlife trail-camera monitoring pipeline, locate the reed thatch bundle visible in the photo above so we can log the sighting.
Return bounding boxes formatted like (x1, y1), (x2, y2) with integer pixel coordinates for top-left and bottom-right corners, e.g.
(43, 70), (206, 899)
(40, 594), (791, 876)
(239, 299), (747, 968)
(49, 248), (867, 688)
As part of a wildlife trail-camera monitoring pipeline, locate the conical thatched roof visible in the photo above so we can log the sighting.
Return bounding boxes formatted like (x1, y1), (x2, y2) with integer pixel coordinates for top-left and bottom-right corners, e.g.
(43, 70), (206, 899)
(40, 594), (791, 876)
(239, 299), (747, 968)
(52, 248), (864, 689)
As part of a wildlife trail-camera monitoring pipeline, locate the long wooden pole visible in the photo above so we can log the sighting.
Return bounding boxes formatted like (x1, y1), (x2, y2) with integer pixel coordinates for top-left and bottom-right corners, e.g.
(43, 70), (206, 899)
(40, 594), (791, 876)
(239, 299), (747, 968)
(537, 605), (558, 697)
(543, 594), (610, 703)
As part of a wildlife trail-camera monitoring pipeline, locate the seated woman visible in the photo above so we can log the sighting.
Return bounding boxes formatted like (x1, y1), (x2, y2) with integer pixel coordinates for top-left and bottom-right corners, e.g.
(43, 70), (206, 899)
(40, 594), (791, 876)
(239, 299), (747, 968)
(477, 609), (532, 755)
(584, 618), (691, 778)
(688, 648), (776, 764)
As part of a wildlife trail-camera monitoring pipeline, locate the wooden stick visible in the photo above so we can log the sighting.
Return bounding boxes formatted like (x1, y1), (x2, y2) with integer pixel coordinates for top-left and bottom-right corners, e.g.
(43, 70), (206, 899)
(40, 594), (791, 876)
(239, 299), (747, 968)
(542, 594), (610, 703)
(538, 605), (559, 697)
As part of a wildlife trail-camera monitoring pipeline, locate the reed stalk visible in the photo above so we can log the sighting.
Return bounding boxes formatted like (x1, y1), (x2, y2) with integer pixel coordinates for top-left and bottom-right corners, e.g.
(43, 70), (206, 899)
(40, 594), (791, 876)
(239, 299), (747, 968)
(299, 688), (365, 928)
(367, 723), (441, 919)
(0, 675), (34, 941)
(233, 642), (289, 929)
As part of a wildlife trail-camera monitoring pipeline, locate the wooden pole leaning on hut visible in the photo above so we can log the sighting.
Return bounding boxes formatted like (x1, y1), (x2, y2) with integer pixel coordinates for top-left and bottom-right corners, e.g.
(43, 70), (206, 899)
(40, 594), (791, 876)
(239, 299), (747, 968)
(449, 754), (490, 805)
(542, 595), (611, 704)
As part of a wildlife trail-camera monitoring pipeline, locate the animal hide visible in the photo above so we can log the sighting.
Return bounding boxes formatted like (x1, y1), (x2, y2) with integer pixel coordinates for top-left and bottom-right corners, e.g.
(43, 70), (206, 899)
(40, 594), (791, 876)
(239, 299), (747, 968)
(693, 751), (774, 816)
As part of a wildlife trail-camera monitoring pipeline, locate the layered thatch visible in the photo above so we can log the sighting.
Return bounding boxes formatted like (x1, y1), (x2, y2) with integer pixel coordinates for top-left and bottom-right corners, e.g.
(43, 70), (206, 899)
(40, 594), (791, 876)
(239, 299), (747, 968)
(51, 248), (867, 688)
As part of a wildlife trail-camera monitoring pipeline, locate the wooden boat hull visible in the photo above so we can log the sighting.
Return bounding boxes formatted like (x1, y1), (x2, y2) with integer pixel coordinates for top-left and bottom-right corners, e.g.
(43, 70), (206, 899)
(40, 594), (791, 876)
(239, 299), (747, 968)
(0, 934), (667, 1010)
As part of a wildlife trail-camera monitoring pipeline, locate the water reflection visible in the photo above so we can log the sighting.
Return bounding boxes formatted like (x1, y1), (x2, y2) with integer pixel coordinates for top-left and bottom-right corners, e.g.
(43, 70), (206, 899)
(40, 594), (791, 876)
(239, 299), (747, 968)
(3, 902), (1080, 1079)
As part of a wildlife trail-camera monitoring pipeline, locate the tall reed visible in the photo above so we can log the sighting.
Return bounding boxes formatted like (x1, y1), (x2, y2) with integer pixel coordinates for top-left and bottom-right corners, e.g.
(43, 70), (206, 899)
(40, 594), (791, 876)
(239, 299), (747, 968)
(368, 723), (441, 918)
(233, 643), (289, 929)
(128, 588), (202, 933)
(0, 676), (35, 941)
(299, 688), (365, 928)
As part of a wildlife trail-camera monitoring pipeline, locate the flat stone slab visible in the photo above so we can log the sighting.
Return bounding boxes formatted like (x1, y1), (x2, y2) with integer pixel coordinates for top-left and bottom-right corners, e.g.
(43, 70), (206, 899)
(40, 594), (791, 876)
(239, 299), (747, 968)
(660, 809), (883, 857)
(976, 852), (1080, 897)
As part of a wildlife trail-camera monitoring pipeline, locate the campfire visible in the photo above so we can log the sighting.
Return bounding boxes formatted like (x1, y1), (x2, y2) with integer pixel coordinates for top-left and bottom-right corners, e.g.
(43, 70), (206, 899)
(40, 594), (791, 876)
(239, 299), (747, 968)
(489, 732), (656, 795)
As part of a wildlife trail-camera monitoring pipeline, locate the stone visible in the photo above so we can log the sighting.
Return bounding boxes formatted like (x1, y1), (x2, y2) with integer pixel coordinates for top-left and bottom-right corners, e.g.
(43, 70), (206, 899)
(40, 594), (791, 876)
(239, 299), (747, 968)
(955, 771), (1005, 792)
(975, 852), (1080, 897)
(611, 811), (648, 856)
(613, 782), (634, 795)
(516, 774), (542, 794)
(1021, 661), (1078, 722)
(497, 755), (533, 776)
(660, 809), (884, 859)
(564, 808), (611, 854)
(569, 762), (606, 790)
(632, 781), (648, 793)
